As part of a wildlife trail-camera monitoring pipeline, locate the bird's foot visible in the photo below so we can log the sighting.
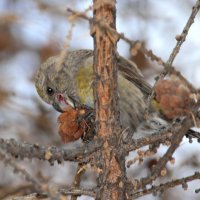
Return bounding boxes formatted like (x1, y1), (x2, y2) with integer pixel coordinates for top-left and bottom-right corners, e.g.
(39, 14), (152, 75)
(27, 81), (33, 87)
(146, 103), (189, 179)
(76, 107), (96, 142)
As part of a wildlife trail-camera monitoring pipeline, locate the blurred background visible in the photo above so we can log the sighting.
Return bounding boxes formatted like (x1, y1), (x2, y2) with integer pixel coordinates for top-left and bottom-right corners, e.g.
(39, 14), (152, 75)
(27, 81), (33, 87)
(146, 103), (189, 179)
(0, 0), (200, 199)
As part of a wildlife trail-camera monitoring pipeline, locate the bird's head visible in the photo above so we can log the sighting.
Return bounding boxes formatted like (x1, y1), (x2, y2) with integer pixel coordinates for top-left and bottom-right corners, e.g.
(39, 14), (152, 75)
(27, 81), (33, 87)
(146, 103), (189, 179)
(35, 56), (78, 112)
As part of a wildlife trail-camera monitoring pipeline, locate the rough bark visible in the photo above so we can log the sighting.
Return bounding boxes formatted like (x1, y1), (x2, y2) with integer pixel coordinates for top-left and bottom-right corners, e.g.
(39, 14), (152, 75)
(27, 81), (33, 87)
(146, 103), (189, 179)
(92, 0), (127, 199)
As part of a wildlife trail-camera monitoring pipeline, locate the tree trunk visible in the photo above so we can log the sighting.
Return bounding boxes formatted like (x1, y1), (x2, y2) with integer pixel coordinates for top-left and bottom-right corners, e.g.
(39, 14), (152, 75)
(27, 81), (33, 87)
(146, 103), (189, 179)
(92, 0), (127, 199)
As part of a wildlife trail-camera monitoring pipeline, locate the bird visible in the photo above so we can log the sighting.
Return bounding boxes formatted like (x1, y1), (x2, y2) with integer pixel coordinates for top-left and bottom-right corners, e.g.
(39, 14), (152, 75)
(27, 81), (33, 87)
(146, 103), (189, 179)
(35, 49), (152, 134)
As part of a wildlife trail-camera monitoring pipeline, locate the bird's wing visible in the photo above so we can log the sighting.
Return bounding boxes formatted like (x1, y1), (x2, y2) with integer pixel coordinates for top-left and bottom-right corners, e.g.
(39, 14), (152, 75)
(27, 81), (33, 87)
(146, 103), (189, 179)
(117, 55), (152, 97)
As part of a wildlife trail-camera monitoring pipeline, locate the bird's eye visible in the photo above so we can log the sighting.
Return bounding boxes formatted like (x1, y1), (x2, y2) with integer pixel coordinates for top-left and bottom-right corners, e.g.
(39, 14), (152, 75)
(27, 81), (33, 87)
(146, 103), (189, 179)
(46, 87), (54, 96)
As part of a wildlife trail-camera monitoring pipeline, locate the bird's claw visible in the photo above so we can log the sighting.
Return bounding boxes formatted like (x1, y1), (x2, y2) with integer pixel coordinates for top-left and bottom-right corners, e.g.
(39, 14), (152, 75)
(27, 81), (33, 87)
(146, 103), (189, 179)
(76, 107), (96, 142)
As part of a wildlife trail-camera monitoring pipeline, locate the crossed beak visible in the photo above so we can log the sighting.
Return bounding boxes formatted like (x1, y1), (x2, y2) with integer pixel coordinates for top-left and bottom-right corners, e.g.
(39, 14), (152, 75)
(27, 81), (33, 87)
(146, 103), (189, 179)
(53, 94), (75, 112)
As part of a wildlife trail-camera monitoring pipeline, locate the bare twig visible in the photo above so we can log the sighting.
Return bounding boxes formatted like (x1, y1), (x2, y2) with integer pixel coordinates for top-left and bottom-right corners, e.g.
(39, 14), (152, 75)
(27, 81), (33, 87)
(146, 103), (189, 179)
(139, 118), (193, 188)
(7, 193), (48, 200)
(166, 0), (200, 69)
(71, 163), (87, 200)
(59, 187), (96, 197)
(67, 8), (166, 67)
(55, 16), (75, 72)
(124, 126), (172, 152)
(0, 185), (35, 200)
(0, 149), (42, 189)
(0, 138), (102, 164)
(131, 171), (200, 199)
(0, 149), (60, 199)
(125, 122), (200, 153)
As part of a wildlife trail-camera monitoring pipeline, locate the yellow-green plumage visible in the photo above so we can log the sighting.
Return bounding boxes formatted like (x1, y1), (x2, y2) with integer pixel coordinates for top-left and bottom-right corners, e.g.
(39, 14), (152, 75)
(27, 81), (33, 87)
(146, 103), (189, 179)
(75, 60), (94, 106)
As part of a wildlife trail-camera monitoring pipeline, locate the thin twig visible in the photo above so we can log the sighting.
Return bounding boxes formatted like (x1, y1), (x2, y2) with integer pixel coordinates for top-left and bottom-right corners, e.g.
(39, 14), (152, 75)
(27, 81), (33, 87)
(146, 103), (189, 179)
(0, 149), (58, 199)
(67, 8), (166, 67)
(59, 187), (96, 197)
(139, 118), (193, 188)
(125, 118), (200, 153)
(7, 193), (48, 200)
(124, 127), (172, 152)
(0, 185), (35, 200)
(166, 0), (200, 69)
(0, 138), (102, 164)
(131, 171), (200, 199)
(55, 15), (75, 72)
(71, 163), (87, 200)
(0, 149), (42, 189)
